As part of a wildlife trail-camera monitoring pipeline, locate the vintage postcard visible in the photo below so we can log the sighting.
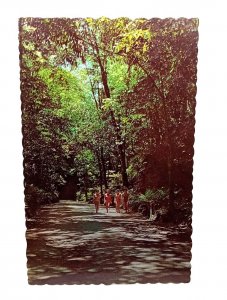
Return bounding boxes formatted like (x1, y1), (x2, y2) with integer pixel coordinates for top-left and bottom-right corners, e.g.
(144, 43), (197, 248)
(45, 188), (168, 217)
(19, 17), (198, 284)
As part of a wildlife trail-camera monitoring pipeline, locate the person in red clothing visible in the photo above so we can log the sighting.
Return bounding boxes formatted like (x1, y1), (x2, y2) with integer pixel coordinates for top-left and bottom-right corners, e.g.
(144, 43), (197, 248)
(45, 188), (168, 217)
(114, 190), (122, 213)
(93, 190), (101, 213)
(122, 187), (129, 213)
(104, 189), (112, 213)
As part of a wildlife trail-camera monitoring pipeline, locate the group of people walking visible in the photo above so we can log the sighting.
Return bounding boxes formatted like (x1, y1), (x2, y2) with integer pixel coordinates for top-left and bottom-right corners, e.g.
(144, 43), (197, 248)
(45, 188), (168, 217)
(93, 188), (129, 214)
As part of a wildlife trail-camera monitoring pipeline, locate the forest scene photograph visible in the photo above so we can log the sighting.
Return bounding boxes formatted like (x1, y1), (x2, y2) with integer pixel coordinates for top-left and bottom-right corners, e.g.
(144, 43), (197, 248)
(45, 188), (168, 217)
(19, 17), (198, 284)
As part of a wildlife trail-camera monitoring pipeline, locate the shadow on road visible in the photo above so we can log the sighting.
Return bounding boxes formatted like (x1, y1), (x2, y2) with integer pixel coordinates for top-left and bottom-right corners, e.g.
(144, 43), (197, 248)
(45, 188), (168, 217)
(26, 201), (191, 284)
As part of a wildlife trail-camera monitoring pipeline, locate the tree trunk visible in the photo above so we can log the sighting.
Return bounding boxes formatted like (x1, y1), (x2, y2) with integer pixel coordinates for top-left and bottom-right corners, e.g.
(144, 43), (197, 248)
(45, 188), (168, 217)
(96, 150), (104, 203)
(167, 154), (175, 215)
(84, 171), (88, 202)
(100, 146), (108, 189)
(96, 53), (129, 187)
(118, 142), (129, 187)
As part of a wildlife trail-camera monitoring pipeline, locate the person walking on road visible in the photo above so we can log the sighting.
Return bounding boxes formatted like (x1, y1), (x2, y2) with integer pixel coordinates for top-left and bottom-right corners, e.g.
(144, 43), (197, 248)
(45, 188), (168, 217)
(115, 190), (122, 213)
(93, 190), (101, 213)
(104, 189), (112, 213)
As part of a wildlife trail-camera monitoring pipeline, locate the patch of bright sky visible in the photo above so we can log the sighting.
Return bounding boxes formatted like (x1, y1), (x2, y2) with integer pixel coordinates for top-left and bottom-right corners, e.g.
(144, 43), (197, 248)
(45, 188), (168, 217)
(60, 59), (100, 102)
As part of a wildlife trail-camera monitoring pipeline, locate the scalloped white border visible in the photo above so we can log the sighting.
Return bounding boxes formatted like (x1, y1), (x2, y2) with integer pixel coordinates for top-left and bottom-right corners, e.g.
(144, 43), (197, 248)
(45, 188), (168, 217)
(1, 0), (227, 299)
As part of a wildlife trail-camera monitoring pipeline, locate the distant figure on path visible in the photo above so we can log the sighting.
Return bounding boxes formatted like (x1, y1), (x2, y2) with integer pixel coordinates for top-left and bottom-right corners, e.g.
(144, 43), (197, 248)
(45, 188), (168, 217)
(93, 190), (101, 213)
(104, 189), (112, 213)
(122, 187), (129, 213)
(115, 190), (122, 213)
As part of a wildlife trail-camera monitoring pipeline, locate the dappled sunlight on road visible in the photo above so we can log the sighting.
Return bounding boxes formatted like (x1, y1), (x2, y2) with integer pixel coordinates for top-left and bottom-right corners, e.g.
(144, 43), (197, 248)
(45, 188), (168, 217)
(26, 201), (191, 284)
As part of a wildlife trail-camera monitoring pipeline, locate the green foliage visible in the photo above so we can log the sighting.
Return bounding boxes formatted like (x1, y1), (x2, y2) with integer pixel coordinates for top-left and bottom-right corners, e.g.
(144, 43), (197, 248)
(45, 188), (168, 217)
(114, 28), (152, 55)
(126, 164), (137, 182)
(107, 57), (144, 98)
(25, 184), (59, 217)
(138, 188), (168, 203)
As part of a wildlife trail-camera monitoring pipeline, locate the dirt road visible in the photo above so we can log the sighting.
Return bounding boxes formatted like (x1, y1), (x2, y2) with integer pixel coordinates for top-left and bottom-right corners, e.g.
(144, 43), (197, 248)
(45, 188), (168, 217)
(26, 201), (191, 284)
